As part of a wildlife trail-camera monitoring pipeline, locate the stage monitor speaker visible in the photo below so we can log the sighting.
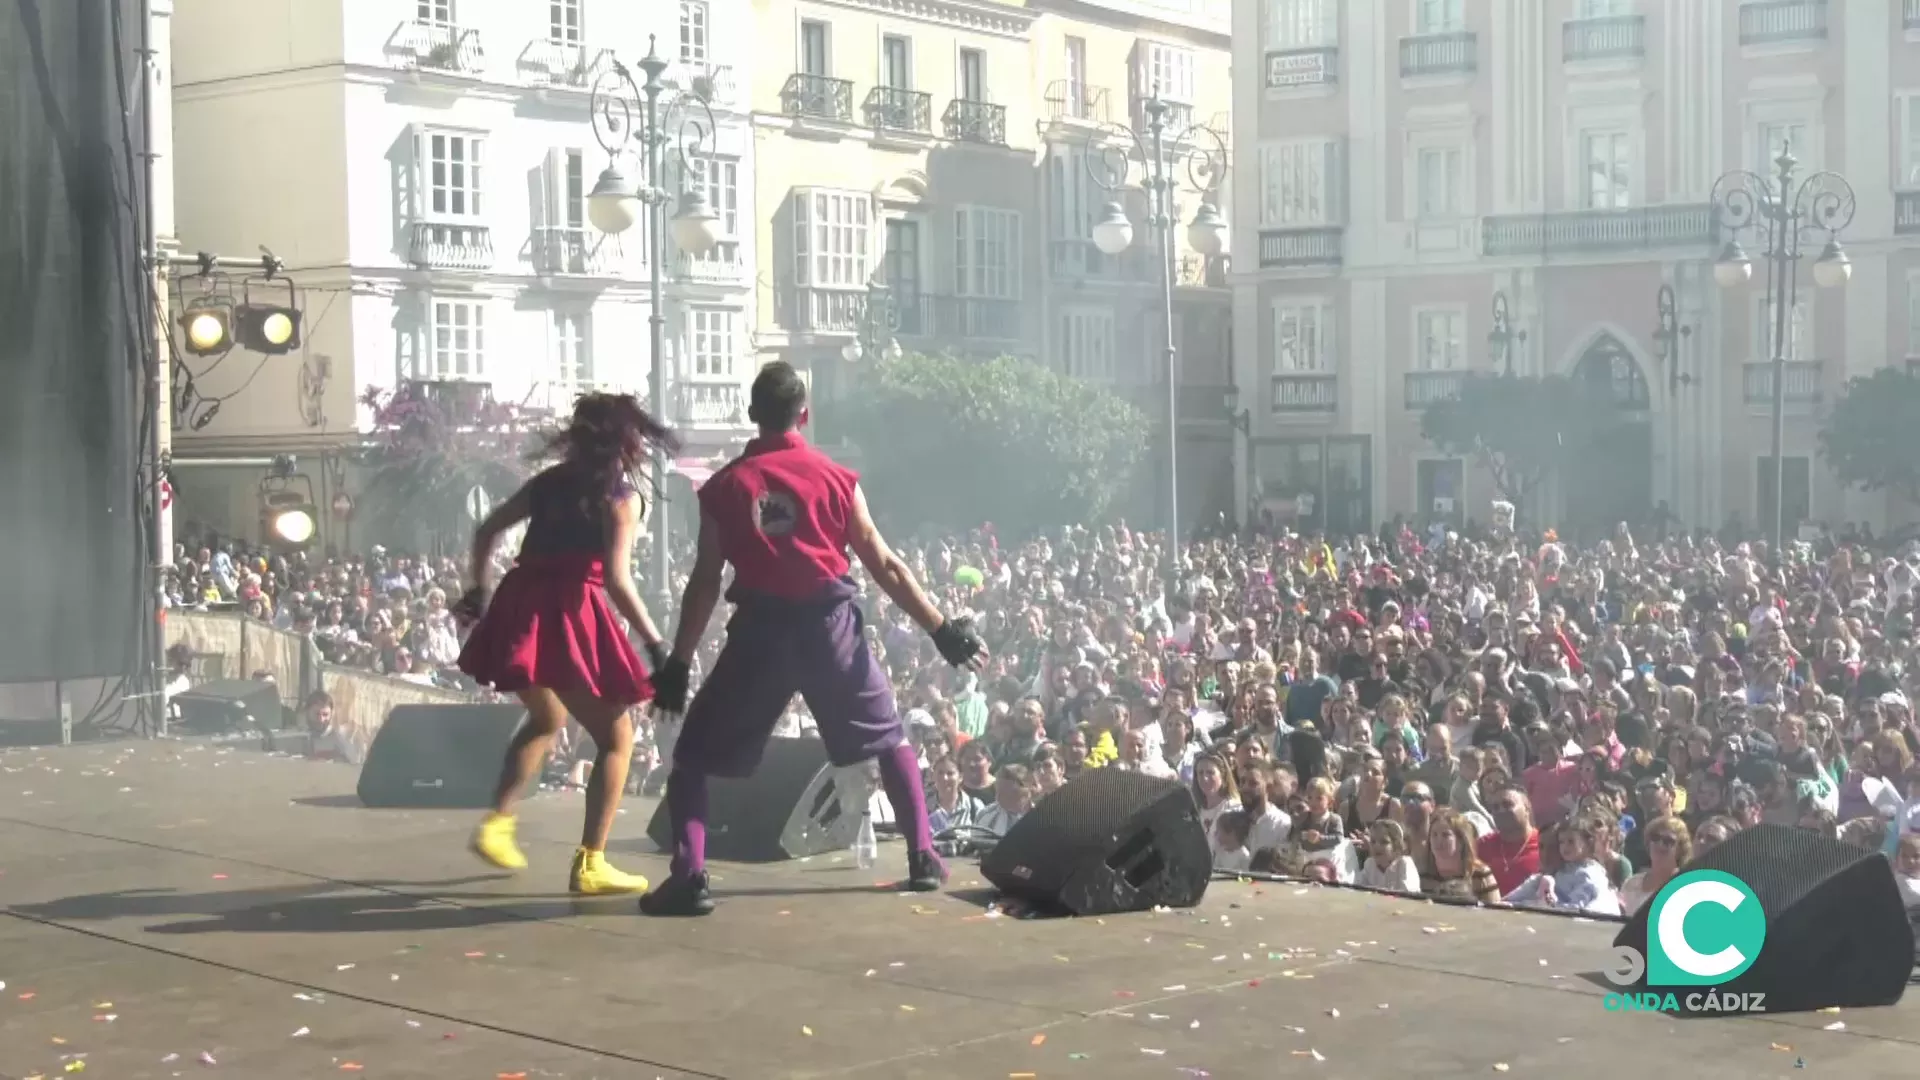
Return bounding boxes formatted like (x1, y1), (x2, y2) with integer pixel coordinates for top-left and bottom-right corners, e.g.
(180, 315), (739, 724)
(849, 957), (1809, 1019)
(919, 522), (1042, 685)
(981, 769), (1211, 916)
(646, 738), (858, 862)
(1611, 824), (1913, 1014)
(357, 704), (534, 808)
(172, 680), (284, 734)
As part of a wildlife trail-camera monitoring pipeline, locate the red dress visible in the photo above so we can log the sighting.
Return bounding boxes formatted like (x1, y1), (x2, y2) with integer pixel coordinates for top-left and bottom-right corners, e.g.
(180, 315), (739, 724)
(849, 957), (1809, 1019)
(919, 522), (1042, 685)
(457, 470), (654, 705)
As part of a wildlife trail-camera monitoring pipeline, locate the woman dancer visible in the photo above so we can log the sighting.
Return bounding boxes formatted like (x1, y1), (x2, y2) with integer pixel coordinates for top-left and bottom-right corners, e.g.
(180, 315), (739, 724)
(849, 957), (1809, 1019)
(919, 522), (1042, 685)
(454, 392), (677, 895)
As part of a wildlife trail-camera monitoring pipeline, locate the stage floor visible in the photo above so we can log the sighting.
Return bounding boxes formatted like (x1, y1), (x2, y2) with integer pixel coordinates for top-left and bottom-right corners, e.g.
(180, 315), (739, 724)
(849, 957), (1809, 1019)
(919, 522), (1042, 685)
(1, 741), (1916, 1079)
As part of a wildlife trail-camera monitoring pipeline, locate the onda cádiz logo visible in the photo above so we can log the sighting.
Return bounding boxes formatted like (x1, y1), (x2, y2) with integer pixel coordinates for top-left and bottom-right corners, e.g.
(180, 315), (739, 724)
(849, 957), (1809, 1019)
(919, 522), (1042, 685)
(1603, 869), (1769, 1014)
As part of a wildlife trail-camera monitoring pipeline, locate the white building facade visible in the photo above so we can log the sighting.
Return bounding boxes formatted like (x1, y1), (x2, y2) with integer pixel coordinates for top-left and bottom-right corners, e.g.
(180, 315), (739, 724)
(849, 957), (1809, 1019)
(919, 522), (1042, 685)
(1231, 0), (1916, 537)
(169, 0), (756, 541)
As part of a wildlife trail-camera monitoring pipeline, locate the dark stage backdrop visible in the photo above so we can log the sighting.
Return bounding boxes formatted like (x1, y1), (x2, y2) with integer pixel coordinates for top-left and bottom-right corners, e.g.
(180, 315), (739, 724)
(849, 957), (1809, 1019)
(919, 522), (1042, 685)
(0, 0), (146, 684)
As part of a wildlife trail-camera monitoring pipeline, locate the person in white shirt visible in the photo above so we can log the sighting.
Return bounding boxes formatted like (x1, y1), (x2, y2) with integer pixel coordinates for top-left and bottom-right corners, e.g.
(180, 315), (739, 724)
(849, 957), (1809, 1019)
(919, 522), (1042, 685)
(1355, 818), (1421, 893)
(1211, 809), (1252, 873)
(1894, 835), (1920, 912)
(1237, 762), (1292, 856)
(1115, 727), (1174, 779)
(973, 764), (1035, 839)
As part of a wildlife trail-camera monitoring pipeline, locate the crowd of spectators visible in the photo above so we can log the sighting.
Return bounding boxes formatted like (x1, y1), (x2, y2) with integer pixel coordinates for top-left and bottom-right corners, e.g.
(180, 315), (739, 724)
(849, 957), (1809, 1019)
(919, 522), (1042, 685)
(169, 514), (1920, 919)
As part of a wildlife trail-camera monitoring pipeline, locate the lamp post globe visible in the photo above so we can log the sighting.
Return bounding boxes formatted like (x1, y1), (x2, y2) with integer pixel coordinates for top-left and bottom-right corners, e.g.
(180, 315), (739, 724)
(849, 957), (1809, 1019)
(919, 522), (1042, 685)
(587, 167), (642, 235)
(1091, 202), (1133, 256)
(1712, 240), (1753, 289)
(1813, 240), (1852, 289)
(1186, 202), (1227, 257)
(670, 191), (723, 255)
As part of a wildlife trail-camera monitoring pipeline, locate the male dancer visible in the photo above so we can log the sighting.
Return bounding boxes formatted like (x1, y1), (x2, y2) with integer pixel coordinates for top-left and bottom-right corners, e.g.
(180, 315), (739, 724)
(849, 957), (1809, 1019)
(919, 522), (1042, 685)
(643, 362), (987, 916)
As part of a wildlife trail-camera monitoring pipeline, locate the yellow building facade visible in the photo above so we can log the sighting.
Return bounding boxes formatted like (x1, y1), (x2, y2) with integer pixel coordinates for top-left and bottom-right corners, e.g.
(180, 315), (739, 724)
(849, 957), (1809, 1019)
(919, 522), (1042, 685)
(747, 0), (1237, 521)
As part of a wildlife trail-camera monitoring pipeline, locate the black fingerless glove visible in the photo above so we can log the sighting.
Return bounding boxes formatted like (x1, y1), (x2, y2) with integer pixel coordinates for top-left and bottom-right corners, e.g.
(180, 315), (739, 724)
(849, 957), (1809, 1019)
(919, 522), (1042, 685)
(651, 657), (691, 713)
(451, 586), (489, 625)
(644, 640), (670, 674)
(931, 616), (985, 668)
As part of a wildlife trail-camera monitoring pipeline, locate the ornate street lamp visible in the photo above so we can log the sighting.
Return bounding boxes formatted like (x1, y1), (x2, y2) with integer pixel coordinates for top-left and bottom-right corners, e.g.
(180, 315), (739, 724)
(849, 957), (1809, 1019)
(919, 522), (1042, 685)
(841, 280), (903, 366)
(1489, 291), (1526, 376)
(1711, 142), (1854, 559)
(1075, 96), (1228, 594)
(585, 35), (720, 612)
(1652, 284), (1692, 395)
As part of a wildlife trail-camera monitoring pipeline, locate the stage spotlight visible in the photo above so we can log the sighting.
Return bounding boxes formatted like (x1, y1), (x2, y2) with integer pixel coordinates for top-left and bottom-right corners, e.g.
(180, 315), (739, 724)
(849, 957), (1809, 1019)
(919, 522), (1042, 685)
(179, 298), (233, 356)
(236, 277), (303, 354)
(258, 474), (318, 552)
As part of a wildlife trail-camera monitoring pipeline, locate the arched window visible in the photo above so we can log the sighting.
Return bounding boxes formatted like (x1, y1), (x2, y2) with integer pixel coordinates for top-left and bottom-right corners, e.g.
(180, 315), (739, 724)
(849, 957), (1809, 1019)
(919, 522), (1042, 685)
(1573, 334), (1650, 410)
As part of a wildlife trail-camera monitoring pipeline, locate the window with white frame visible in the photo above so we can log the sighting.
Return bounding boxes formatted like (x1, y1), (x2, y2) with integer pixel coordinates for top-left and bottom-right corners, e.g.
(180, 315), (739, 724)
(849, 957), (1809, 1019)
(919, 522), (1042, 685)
(1140, 42), (1196, 103)
(1059, 308), (1116, 380)
(549, 0), (581, 47)
(686, 156), (739, 240)
(1047, 145), (1099, 239)
(1582, 130), (1632, 209)
(1575, 0), (1633, 17)
(553, 310), (591, 389)
(687, 308), (736, 378)
(1415, 0), (1465, 33)
(418, 0), (454, 28)
(546, 148), (586, 230)
(1754, 295), (1810, 362)
(954, 207), (1021, 299)
(679, 1), (709, 64)
(1259, 140), (1342, 226)
(428, 298), (486, 378)
(1272, 301), (1334, 372)
(1901, 98), (1920, 188)
(1265, 0), (1337, 48)
(1415, 309), (1466, 370)
(792, 189), (872, 288)
(1755, 118), (1808, 178)
(419, 130), (485, 220)
(1415, 145), (1464, 218)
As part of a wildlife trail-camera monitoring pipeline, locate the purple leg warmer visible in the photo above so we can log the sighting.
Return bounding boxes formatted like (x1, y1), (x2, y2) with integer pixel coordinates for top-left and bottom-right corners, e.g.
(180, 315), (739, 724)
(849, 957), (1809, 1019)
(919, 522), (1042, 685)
(877, 743), (932, 852)
(666, 766), (708, 879)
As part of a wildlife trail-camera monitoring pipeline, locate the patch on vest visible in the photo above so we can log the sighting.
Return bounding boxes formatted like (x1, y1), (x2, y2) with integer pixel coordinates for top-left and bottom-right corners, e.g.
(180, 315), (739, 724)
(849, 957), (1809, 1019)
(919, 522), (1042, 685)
(753, 489), (799, 537)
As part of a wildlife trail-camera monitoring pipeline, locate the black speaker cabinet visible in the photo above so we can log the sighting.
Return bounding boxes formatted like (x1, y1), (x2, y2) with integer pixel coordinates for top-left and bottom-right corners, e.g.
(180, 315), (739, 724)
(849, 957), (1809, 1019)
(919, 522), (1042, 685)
(646, 737), (858, 861)
(1612, 824), (1913, 1013)
(356, 704), (535, 808)
(981, 769), (1211, 916)
(171, 679), (283, 734)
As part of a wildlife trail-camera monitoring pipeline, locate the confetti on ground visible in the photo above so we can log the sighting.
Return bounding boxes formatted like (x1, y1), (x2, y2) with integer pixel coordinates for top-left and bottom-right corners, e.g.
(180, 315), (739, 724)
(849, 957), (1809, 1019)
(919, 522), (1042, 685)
(1162, 984), (1187, 991)
(1538, 959), (1549, 966)
(1823, 1021), (1846, 1031)
(1068, 1053), (1090, 1060)
(161, 1054), (179, 1063)
(464, 951), (487, 958)
(18, 992), (35, 1000)
(865, 969), (876, 977)
(1557, 1038), (1574, 1044)
(498, 1074), (528, 1080)
(1189, 1019), (1201, 1029)
(211, 874), (228, 880)
(52, 1037), (66, 1045)
(292, 1027), (310, 1037)
(336, 963), (355, 971)
(1140, 1048), (1165, 1056)
(1030, 1034), (1046, 1047)
(92, 1002), (111, 1009)
(1326, 1008), (1341, 1018)
(1054, 955), (1071, 962)
(92, 1014), (116, 1023)
(1493, 1065), (1510, 1073)
(339, 1064), (364, 1072)
(899, 1004), (915, 1012)
(199, 1052), (217, 1065)
(406, 1020), (422, 1028)
(1011, 1074), (1037, 1079)
(802, 1026), (814, 1036)
(1770, 1043), (1793, 1052)
(1818, 1007), (1841, 1014)
(889, 962), (906, 968)
(1114, 990), (1135, 998)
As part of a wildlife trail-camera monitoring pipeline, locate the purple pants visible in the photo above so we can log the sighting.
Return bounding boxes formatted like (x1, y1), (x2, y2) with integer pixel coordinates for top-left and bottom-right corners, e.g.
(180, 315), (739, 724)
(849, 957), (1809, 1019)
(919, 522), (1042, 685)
(673, 582), (903, 778)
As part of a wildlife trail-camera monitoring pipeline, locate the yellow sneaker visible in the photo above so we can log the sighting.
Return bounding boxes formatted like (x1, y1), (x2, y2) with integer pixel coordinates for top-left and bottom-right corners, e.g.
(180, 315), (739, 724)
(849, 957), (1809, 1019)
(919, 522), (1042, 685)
(569, 848), (650, 896)
(470, 813), (528, 871)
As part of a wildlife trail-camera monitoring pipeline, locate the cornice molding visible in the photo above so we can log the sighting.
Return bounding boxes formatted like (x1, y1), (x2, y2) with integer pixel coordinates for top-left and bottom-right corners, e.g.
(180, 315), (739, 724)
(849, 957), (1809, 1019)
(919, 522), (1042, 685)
(808, 0), (1038, 40)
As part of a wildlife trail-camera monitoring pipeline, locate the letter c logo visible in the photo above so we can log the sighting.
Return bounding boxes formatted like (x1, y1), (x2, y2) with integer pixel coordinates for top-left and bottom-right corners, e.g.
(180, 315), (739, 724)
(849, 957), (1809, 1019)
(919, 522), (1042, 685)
(1646, 870), (1766, 986)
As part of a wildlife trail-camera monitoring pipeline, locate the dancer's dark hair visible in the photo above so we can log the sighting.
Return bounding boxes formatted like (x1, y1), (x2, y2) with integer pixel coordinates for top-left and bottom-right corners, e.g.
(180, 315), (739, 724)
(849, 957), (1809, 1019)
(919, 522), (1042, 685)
(749, 362), (809, 431)
(537, 392), (681, 509)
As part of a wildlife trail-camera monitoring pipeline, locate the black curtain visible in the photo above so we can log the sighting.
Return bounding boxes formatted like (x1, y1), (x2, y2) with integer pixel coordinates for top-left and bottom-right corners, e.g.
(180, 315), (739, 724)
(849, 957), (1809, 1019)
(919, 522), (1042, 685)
(0, 0), (145, 683)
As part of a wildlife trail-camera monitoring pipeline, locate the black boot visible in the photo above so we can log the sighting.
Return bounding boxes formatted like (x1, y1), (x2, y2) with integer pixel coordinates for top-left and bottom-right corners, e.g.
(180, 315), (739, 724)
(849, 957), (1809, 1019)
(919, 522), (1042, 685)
(639, 872), (715, 916)
(906, 848), (948, 893)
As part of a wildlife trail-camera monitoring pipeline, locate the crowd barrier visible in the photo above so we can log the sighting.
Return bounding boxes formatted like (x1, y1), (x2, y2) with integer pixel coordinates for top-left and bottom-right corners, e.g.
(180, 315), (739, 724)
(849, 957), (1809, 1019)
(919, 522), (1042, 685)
(166, 610), (481, 746)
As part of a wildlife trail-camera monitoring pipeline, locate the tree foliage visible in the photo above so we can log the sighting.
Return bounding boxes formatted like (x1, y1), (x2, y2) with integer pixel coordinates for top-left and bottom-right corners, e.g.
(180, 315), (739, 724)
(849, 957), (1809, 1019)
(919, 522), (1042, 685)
(840, 353), (1148, 533)
(357, 385), (544, 550)
(1819, 366), (1920, 507)
(1418, 373), (1605, 509)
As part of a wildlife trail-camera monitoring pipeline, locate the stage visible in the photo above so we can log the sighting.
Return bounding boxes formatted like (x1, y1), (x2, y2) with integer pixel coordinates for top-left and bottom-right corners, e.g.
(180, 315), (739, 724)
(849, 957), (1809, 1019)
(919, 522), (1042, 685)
(1, 742), (1916, 1078)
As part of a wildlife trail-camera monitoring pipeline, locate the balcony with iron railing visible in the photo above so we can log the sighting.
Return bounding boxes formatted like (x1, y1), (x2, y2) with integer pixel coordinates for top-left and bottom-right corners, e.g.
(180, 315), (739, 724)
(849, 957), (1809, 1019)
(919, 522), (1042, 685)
(943, 99), (1007, 146)
(1482, 204), (1715, 257)
(530, 226), (634, 277)
(517, 42), (612, 89)
(1134, 97), (1194, 137)
(1738, 0), (1828, 46)
(865, 86), (933, 134)
(397, 377), (495, 423)
(1399, 31), (1477, 79)
(675, 240), (745, 284)
(788, 286), (865, 333)
(894, 293), (1023, 342)
(676, 381), (749, 427)
(1043, 80), (1110, 125)
(409, 221), (494, 271)
(1272, 373), (1339, 414)
(1404, 370), (1465, 410)
(782, 73), (854, 123)
(1896, 191), (1920, 235)
(1047, 238), (1155, 283)
(1265, 46), (1339, 89)
(1742, 360), (1824, 407)
(1176, 254), (1230, 289)
(390, 21), (485, 76)
(1257, 226), (1344, 269)
(663, 64), (739, 108)
(1563, 15), (1646, 62)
